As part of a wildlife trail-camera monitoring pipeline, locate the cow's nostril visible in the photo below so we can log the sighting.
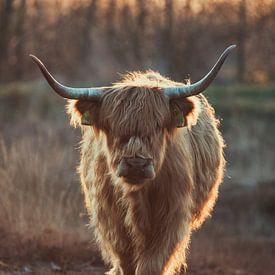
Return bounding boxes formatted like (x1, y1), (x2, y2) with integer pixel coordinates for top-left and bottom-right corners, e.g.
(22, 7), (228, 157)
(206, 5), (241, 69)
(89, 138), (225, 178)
(125, 157), (149, 168)
(118, 157), (155, 182)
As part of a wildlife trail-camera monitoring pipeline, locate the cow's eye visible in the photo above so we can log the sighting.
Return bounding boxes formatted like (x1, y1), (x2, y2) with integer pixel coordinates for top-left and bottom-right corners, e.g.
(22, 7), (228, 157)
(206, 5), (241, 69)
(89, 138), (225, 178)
(121, 135), (131, 144)
(156, 124), (163, 133)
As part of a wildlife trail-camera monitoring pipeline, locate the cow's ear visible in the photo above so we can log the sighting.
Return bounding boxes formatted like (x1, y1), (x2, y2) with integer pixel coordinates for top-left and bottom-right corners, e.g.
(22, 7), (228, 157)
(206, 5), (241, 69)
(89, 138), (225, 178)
(171, 97), (201, 128)
(67, 100), (98, 127)
(80, 110), (93, 126)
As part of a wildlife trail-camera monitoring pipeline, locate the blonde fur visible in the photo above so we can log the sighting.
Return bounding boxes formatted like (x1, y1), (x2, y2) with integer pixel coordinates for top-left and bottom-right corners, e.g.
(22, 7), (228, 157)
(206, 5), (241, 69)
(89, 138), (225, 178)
(67, 71), (225, 275)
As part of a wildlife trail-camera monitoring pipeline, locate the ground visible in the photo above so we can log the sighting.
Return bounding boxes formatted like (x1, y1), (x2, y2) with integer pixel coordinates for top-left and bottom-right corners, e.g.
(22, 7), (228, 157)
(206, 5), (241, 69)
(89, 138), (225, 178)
(1, 185), (275, 275)
(0, 234), (274, 274)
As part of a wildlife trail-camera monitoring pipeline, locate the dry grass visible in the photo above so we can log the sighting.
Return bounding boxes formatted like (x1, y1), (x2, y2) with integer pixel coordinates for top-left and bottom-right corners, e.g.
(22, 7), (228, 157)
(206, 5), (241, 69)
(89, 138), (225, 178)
(0, 127), (86, 237)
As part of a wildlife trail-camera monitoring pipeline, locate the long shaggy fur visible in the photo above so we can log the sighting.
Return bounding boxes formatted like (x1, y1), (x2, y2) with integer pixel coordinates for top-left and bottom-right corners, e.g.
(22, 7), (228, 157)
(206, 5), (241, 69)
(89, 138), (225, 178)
(67, 71), (225, 275)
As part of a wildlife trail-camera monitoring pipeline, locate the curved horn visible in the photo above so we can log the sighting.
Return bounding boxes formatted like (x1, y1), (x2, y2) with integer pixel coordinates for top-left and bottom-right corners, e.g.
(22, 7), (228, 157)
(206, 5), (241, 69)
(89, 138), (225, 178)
(29, 54), (102, 100)
(164, 45), (236, 99)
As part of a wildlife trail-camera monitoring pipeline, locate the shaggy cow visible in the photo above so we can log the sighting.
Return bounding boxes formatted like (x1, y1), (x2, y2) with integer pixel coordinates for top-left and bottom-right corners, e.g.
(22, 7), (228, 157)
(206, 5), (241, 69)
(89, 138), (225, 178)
(30, 45), (235, 275)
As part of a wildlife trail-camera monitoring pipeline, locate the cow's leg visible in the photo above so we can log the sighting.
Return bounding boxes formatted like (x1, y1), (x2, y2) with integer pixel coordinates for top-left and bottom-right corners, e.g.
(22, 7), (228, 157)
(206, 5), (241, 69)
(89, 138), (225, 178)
(105, 259), (136, 275)
(105, 265), (123, 275)
(96, 228), (136, 275)
(135, 226), (191, 275)
(98, 239), (136, 275)
(105, 261), (135, 275)
(125, 185), (193, 275)
(106, 266), (136, 275)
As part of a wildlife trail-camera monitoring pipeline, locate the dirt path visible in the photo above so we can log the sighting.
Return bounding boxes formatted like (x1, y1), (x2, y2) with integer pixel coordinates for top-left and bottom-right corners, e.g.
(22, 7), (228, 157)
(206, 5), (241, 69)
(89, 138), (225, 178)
(1, 229), (274, 275)
(0, 263), (263, 275)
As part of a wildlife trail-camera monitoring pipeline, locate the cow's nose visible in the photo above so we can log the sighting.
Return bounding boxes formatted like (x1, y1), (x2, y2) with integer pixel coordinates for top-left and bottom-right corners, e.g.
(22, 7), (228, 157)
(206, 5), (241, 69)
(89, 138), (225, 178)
(125, 157), (150, 168)
(117, 157), (156, 183)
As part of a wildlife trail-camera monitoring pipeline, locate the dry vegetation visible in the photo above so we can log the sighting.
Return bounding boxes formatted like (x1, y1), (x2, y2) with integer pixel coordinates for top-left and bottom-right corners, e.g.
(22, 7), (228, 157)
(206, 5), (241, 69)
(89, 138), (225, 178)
(0, 82), (274, 274)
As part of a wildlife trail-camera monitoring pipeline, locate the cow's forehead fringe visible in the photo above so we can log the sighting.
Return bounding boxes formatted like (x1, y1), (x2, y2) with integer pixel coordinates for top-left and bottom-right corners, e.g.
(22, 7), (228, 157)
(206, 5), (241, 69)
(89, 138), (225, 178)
(112, 70), (189, 89)
(100, 71), (178, 137)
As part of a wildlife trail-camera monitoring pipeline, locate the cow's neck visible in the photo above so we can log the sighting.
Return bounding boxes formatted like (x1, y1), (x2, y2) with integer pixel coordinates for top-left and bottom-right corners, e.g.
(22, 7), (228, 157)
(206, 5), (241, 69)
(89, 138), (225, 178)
(121, 138), (193, 239)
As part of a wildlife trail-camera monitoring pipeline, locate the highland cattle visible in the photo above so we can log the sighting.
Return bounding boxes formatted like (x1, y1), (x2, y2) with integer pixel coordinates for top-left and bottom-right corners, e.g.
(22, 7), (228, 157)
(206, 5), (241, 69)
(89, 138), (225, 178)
(31, 45), (235, 274)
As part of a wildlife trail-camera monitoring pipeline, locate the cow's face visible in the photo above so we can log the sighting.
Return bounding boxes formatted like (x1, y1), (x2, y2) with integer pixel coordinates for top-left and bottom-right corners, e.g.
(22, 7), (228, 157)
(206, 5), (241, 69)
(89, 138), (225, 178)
(100, 87), (170, 185)
(73, 84), (198, 186)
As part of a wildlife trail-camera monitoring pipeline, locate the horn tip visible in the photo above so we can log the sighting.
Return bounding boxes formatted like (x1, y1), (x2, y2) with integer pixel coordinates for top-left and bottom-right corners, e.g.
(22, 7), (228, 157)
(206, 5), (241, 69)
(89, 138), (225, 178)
(29, 54), (39, 61)
(29, 54), (44, 68)
(228, 44), (237, 50)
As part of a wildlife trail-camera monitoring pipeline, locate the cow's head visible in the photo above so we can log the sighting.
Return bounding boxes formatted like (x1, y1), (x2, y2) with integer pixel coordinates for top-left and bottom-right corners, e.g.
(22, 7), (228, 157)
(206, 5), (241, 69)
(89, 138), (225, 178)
(30, 45), (235, 187)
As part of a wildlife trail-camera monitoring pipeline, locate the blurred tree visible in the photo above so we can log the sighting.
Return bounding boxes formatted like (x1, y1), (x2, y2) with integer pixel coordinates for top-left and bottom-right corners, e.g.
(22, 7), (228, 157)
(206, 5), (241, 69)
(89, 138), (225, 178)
(79, 0), (98, 66)
(134, 0), (148, 61)
(119, 3), (135, 65)
(0, 0), (14, 80)
(14, 0), (27, 80)
(105, 0), (118, 59)
(237, 0), (247, 83)
(162, 0), (175, 74)
(169, 0), (201, 81)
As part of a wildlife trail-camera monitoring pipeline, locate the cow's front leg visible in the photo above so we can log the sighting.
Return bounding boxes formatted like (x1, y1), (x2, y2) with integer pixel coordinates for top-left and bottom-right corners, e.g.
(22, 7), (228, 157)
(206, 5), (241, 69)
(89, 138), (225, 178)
(135, 230), (191, 275)
(105, 265), (123, 275)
